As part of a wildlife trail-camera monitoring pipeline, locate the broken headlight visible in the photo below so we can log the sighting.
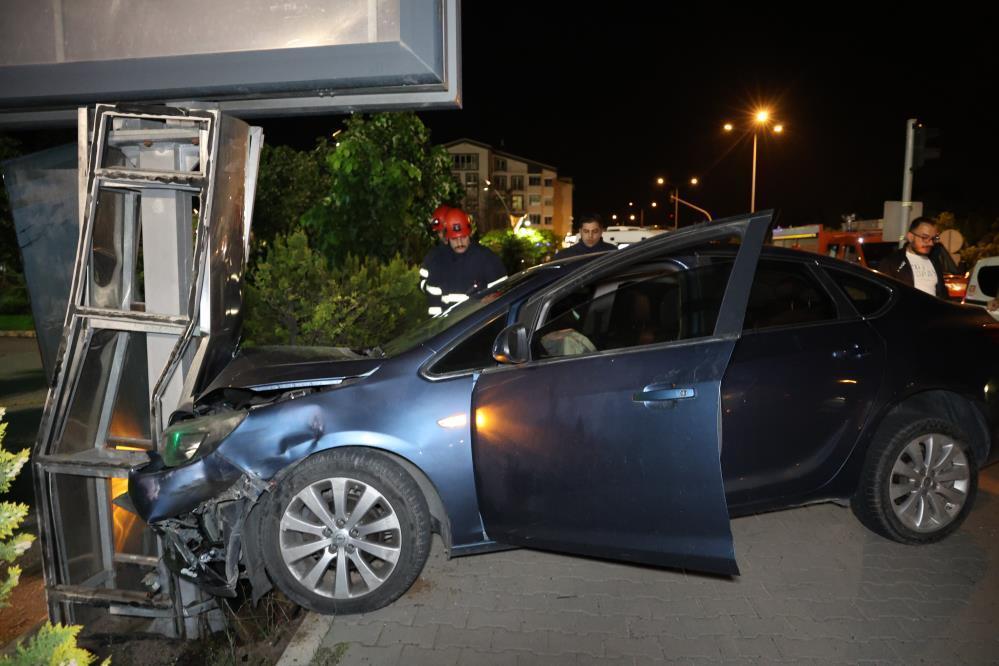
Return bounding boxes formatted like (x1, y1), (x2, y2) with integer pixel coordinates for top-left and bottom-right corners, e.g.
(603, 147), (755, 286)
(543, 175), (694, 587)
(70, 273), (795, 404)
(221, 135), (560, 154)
(162, 410), (247, 467)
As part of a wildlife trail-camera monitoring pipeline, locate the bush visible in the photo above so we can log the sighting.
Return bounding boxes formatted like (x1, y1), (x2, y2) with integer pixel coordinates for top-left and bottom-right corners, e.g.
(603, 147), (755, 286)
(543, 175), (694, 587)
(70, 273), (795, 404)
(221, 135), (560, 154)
(479, 227), (558, 275)
(243, 231), (425, 348)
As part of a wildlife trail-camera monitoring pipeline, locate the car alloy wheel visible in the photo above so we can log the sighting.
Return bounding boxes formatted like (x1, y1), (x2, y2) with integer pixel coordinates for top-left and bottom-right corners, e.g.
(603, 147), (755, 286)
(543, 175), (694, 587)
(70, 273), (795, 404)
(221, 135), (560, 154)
(260, 448), (431, 614)
(280, 475), (402, 599)
(888, 432), (970, 533)
(852, 417), (978, 544)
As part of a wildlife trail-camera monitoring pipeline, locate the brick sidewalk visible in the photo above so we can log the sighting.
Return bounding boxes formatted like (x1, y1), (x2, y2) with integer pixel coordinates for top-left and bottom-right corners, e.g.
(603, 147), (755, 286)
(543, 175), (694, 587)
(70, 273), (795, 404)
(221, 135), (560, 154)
(297, 464), (999, 665)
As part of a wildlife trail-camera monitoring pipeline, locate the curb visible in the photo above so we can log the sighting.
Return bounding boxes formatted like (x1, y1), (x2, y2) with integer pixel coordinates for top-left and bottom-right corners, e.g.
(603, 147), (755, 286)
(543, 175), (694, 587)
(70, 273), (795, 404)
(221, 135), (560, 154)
(276, 612), (334, 666)
(0, 330), (36, 338)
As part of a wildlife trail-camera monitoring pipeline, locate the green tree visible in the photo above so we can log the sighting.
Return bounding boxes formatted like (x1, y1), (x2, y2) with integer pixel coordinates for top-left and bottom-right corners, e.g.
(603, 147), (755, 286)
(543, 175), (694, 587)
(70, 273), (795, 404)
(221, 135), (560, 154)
(0, 408), (32, 605)
(251, 141), (332, 258)
(302, 112), (462, 266)
(479, 227), (558, 275)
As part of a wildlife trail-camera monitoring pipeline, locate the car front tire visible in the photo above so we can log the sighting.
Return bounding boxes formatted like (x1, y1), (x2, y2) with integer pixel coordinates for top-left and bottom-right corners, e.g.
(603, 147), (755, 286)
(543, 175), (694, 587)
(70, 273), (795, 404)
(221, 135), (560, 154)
(852, 418), (978, 544)
(259, 448), (432, 614)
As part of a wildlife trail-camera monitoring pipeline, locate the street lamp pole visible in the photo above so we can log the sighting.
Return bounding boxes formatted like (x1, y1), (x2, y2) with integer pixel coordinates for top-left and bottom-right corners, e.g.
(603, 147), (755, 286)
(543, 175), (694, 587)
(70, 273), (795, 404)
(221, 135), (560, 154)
(725, 110), (782, 215)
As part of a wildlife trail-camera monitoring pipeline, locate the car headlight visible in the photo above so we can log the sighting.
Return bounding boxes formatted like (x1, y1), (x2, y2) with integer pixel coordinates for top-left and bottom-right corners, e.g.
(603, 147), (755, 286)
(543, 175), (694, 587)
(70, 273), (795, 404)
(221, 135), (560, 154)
(161, 410), (247, 467)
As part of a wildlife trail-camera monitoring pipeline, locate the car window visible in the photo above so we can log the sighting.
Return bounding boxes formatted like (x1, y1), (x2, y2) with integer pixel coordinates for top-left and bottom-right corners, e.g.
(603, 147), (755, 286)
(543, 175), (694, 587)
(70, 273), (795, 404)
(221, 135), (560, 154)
(428, 313), (508, 375)
(533, 253), (734, 359)
(826, 268), (892, 316)
(380, 270), (542, 357)
(743, 260), (838, 331)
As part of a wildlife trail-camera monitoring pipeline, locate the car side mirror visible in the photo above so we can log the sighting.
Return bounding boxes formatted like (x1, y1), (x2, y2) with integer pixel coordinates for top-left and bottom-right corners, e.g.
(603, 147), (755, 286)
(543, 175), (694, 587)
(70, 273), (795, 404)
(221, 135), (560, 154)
(492, 324), (529, 365)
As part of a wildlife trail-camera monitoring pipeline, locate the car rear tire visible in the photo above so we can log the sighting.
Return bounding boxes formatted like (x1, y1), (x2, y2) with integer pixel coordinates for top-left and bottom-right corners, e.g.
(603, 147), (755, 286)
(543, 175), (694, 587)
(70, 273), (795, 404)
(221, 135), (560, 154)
(852, 418), (977, 544)
(259, 448), (432, 614)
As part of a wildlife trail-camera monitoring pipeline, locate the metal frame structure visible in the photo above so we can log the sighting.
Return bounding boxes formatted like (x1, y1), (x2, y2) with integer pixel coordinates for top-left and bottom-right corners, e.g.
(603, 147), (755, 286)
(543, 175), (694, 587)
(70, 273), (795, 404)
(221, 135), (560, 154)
(31, 103), (261, 637)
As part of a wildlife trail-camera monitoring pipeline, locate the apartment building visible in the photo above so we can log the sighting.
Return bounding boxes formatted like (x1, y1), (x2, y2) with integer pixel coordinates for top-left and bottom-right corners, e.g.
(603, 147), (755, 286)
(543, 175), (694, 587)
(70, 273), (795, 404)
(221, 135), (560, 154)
(444, 139), (572, 237)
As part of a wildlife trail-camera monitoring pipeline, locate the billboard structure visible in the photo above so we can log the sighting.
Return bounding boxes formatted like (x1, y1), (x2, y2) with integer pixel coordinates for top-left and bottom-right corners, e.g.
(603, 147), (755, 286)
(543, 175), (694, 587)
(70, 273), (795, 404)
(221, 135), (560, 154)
(1, 0), (460, 638)
(0, 0), (461, 127)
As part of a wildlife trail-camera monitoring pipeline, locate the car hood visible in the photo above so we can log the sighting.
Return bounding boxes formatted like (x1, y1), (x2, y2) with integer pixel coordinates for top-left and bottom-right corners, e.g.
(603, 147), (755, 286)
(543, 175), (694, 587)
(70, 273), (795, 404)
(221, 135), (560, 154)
(196, 345), (382, 398)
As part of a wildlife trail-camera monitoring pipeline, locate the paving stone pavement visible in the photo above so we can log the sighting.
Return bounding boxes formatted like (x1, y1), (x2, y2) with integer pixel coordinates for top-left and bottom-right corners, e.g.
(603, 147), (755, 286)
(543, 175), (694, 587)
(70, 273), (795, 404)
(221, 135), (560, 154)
(310, 465), (999, 665)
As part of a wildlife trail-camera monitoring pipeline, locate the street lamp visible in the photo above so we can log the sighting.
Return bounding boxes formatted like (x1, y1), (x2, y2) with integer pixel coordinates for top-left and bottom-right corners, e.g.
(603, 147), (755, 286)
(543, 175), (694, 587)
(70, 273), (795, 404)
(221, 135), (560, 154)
(723, 108), (784, 213)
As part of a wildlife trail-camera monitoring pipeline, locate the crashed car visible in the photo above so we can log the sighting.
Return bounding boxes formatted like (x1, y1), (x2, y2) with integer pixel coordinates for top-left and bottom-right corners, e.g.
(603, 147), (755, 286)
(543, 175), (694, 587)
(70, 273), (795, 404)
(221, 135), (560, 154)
(127, 213), (999, 614)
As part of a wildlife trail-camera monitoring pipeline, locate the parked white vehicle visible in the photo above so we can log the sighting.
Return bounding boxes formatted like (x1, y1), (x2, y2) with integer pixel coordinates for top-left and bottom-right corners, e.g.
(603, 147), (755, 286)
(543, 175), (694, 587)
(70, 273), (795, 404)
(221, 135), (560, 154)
(562, 225), (668, 249)
(963, 255), (999, 320)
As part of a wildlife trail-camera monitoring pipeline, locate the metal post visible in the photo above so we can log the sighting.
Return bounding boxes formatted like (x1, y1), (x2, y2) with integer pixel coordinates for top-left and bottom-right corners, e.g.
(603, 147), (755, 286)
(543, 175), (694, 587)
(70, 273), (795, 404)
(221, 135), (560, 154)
(900, 118), (917, 243)
(750, 132), (758, 213)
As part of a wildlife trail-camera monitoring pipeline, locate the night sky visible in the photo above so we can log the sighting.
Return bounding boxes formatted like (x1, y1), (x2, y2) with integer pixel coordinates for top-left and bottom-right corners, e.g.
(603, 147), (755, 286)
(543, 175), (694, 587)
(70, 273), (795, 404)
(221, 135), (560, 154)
(261, 16), (998, 229)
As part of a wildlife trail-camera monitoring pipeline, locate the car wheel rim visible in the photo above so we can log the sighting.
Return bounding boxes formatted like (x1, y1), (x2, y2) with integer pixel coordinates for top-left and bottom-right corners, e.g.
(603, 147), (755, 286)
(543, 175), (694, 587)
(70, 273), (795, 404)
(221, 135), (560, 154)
(279, 476), (402, 599)
(889, 433), (970, 533)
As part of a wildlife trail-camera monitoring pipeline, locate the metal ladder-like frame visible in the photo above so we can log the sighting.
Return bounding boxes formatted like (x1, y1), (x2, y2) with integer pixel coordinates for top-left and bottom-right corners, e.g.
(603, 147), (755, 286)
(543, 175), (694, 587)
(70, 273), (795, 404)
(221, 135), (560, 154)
(32, 104), (224, 637)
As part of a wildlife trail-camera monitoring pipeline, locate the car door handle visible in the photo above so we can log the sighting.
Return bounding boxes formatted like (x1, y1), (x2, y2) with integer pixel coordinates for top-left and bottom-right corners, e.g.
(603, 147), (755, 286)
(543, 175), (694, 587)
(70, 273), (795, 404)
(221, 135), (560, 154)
(832, 344), (871, 360)
(632, 386), (697, 402)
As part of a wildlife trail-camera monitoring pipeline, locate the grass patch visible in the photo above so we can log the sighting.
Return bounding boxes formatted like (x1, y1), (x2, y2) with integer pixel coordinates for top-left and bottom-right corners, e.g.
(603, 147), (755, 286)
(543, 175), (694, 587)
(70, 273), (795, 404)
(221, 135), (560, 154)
(0, 314), (33, 331)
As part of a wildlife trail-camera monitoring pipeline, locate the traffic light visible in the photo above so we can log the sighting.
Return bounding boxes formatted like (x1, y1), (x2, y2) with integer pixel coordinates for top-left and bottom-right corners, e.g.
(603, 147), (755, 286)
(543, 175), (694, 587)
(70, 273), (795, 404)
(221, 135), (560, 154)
(913, 125), (941, 167)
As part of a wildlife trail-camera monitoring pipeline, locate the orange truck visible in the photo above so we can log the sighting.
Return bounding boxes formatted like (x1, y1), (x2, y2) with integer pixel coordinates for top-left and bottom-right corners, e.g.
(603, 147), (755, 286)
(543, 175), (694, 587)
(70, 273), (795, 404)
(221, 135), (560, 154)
(771, 224), (967, 300)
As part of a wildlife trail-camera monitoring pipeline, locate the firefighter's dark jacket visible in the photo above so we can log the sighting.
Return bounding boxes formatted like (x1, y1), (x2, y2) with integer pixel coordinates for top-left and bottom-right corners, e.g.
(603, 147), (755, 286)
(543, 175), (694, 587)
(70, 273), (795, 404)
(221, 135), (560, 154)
(420, 242), (506, 315)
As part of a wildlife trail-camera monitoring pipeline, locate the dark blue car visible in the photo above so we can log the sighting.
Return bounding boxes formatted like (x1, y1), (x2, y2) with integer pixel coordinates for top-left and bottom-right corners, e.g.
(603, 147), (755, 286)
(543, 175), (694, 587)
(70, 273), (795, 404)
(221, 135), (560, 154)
(128, 213), (999, 614)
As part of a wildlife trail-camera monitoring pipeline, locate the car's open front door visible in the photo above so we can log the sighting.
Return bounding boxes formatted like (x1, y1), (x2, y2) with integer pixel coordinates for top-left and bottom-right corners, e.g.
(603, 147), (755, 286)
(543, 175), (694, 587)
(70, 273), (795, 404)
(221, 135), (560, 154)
(470, 213), (771, 575)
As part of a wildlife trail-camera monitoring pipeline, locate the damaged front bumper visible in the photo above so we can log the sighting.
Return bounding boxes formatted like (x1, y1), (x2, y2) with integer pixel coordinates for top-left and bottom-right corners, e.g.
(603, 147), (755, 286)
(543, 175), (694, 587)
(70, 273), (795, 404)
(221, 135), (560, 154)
(126, 451), (273, 601)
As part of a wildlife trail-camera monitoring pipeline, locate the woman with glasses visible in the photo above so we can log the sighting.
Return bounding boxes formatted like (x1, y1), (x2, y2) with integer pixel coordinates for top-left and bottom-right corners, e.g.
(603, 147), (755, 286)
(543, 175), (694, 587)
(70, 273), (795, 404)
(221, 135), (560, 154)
(879, 217), (948, 298)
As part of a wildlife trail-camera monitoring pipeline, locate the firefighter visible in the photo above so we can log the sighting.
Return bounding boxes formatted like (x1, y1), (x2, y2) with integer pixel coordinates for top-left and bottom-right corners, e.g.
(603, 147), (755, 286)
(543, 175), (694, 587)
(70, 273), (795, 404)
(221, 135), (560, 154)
(420, 208), (505, 316)
(419, 205), (452, 298)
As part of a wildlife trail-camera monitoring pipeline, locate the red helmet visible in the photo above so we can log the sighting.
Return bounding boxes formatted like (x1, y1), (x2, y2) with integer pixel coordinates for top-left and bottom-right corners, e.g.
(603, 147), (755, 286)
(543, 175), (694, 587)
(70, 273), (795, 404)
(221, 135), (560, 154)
(430, 205), (450, 232)
(444, 208), (472, 239)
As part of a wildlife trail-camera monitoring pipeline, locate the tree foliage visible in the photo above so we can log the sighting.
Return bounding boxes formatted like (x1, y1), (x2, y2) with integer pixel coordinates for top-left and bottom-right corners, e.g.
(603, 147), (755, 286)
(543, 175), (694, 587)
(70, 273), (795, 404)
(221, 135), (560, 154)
(479, 227), (559, 275)
(244, 231), (424, 348)
(0, 408), (32, 608)
(301, 112), (462, 266)
(251, 141), (332, 258)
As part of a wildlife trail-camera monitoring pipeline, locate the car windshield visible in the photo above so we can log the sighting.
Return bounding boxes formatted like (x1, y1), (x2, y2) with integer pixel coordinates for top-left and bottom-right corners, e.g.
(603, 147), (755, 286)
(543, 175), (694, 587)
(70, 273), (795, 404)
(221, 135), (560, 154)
(378, 269), (544, 357)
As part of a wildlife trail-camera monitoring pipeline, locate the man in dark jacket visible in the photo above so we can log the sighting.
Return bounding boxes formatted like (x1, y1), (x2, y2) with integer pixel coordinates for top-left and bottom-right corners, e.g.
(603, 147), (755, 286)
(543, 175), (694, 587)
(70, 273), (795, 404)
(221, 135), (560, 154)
(420, 208), (506, 316)
(555, 214), (617, 258)
(879, 217), (947, 298)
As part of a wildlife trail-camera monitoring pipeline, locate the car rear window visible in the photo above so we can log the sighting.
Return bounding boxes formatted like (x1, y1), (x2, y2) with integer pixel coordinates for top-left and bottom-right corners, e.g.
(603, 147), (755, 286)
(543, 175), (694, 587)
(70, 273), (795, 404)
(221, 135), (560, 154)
(826, 268), (892, 316)
(743, 260), (838, 330)
(976, 266), (999, 298)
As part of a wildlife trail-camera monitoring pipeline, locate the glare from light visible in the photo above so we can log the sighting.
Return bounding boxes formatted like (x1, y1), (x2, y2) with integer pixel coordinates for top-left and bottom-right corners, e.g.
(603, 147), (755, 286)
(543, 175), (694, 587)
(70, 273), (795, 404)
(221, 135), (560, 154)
(755, 110), (770, 123)
(723, 123), (734, 132)
(837, 379), (858, 385)
(690, 177), (699, 185)
(628, 201), (634, 207)
(656, 177), (665, 185)
(475, 409), (487, 429)
(774, 124), (784, 134)
(437, 413), (468, 429)
(629, 214), (636, 221)
(651, 202), (658, 208)
(611, 214), (618, 220)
